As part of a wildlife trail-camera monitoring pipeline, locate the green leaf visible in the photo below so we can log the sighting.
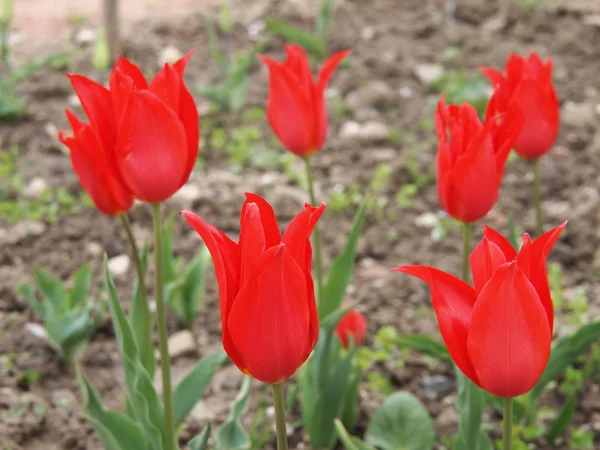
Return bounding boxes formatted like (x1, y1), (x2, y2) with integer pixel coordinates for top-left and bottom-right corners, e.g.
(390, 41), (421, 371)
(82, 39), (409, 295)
(204, 15), (228, 73)
(103, 258), (166, 450)
(546, 394), (576, 443)
(532, 321), (600, 399)
(319, 201), (367, 319)
(76, 368), (149, 450)
(189, 423), (212, 450)
(397, 334), (452, 365)
(365, 392), (435, 450)
(161, 215), (178, 285)
(69, 263), (93, 308)
(315, 0), (334, 43)
(340, 369), (360, 432)
(215, 377), (251, 450)
(16, 283), (43, 316)
(334, 419), (375, 450)
(454, 370), (492, 450)
(34, 268), (67, 311)
(178, 244), (211, 326)
(173, 350), (229, 427)
(265, 19), (325, 59)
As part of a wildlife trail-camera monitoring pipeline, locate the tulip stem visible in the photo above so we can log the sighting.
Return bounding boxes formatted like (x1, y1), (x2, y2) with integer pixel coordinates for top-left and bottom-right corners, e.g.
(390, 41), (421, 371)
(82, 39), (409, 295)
(271, 383), (289, 450)
(304, 157), (323, 298)
(503, 398), (513, 450)
(533, 158), (543, 237)
(462, 222), (472, 283)
(120, 214), (153, 376)
(152, 203), (177, 450)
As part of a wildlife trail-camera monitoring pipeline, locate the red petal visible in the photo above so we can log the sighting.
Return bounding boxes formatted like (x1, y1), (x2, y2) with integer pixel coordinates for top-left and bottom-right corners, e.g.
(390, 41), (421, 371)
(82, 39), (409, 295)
(259, 54), (316, 156)
(109, 67), (136, 125)
(149, 63), (182, 114)
(59, 110), (133, 216)
(335, 309), (367, 349)
(316, 50), (351, 95)
(281, 202), (326, 268)
(228, 245), (311, 383)
(242, 193), (281, 248)
(492, 104), (523, 177)
(172, 50), (194, 76)
(394, 265), (479, 386)
(480, 66), (505, 87)
(115, 90), (188, 203)
(469, 237), (507, 296)
(482, 225), (518, 260)
(467, 262), (551, 397)
(238, 202), (266, 285)
(67, 74), (116, 151)
(181, 211), (242, 367)
(113, 57), (148, 89)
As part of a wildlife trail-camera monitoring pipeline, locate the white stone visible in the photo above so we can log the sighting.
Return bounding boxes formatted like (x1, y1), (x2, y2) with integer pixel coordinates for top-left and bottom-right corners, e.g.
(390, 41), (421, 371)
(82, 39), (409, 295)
(108, 254), (131, 277)
(75, 28), (96, 45)
(413, 63), (444, 85)
(584, 15), (600, 27)
(415, 212), (438, 228)
(361, 26), (375, 40)
(360, 121), (389, 142)
(248, 20), (266, 39)
(67, 94), (81, 108)
(345, 81), (393, 109)
(173, 183), (202, 204)
(158, 45), (183, 66)
(562, 101), (595, 128)
(339, 121), (362, 140)
(399, 86), (413, 98)
(23, 177), (48, 199)
(167, 330), (196, 359)
(25, 323), (48, 341)
(85, 242), (104, 257)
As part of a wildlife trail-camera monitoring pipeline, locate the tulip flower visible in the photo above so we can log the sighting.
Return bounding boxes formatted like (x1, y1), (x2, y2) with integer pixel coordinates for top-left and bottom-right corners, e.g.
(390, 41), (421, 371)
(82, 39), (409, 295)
(394, 222), (566, 398)
(182, 193), (324, 384)
(335, 309), (367, 349)
(259, 44), (350, 157)
(59, 110), (133, 216)
(481, 52), (559, 160)
(435, 96), (523, 224)
(64, 51), (199, 204)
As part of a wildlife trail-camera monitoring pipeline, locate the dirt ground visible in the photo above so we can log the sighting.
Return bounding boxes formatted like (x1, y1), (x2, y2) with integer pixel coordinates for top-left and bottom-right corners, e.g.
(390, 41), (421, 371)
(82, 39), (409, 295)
(2, 0), (600, 448)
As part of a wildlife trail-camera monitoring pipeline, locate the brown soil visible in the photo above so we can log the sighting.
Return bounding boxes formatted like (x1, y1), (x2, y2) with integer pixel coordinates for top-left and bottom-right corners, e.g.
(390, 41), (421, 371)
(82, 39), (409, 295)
(2, 0), (600, 449)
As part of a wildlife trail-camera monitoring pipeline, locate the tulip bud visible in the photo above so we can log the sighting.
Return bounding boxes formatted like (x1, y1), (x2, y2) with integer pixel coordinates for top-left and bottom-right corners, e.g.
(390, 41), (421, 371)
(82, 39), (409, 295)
(335, 309), (367, 349)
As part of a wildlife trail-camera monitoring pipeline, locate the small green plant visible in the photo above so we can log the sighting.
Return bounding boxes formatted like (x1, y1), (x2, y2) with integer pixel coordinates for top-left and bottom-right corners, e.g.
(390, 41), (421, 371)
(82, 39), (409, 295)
(569, 427), (594, 450)
(429, 69), (490, 117)
(161, 215), (211, 329)
(0, 0), (12, 71)
(17, 264), (105, 364)
(266, 0), (334, 60)
(196, 15), (269, 112)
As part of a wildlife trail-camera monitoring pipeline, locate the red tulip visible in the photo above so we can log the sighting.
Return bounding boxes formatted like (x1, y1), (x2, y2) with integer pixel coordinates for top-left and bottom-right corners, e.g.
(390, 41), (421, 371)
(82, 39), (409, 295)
(259, 44), (350, 157)
(481, 52), (559, 160)
(435, 96), (523, 223)
(335, 309), (367, 349)
(394, 222), (566, 398)
(59, 110), (133, 216)
(182, 193), (324, 383)
(64, 51), (199, 204)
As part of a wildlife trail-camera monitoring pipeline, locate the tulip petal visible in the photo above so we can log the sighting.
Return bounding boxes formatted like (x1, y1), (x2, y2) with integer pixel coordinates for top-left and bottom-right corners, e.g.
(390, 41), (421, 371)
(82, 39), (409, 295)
(242, 193), (281, 248)
(316, 50), (351, 95)
(59, 110), (132, 216)
(67, 74), (116, 151)
(181, 211), (242, 366)
(394, 265), (479, 385)
(116, 90), (188, 203)
(467, 262), (551, 398)
(469, 237), (507, 296)
(259, 54), (316, 155)
(285, 44), (314, 101)
(282, 202), (326, 268)
(480, 66), (505, 87)
(492, 105), (523, 177)
(238, 202), (266, 284)
(482, 226), (518, 261)
(114, 57), (148, 89)
(149, 63), (182, 115)
(228, 245), (311, 383)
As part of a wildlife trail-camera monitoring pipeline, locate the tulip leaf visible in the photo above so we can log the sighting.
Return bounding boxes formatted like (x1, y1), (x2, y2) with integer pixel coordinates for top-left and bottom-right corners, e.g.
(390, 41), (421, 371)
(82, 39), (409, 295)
(532, 320), (600, 399)
(265, 19), (326, 59)
(546, 394), (576, 443)
(103, 258), (167, 450)
(173, 350), (229, 427)
(334, 419), (376, 450)
(215, 377), (251, 450)
(365, 392), (435, 450)
(76, 368), (149, 450)
(69, 263), (93, 308)
(454, 369), (492, 450)
(319, 200), (367, 320)
(189, 423), (212, 450)
(397, 334), (452, 365)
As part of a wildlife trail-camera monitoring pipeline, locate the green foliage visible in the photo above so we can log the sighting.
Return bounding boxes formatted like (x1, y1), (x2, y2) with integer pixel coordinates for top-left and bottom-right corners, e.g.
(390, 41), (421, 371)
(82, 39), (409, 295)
(189, 424), (212, 450)
(17, 264), (104, 364)
(1, 0), (12, 71)
(0, 52), (71, 120)
(335, 419), (375, 450)
(196, 15), (269, 112)
(429, 69), (490, 117)
(569, 427), (594, 450)
(93, 28), (110, 72)
(266, 0), (334, 60)
(0, 144), (92, 224)
(365, 392), (435, 450)
(160, 215), (211, 328)
(215, 377), (251, 450)
(397, 334), (452, 365)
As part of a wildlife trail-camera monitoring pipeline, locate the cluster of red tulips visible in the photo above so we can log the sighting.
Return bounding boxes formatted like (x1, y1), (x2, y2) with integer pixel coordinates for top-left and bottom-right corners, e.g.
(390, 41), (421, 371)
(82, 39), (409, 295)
(59, 40), (563, 449)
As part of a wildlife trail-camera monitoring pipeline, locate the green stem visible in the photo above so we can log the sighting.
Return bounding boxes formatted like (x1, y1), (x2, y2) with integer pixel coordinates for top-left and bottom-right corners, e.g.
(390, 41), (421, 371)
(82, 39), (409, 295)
(152, 203), (177, 450)
(532, 158), (543, 237)
(271, 383), (289, 450)
(120, 214), (152, 375)
(304, 157), (323, 297)
(503, 398), (513, 450)
(462, 222), (472, 283)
